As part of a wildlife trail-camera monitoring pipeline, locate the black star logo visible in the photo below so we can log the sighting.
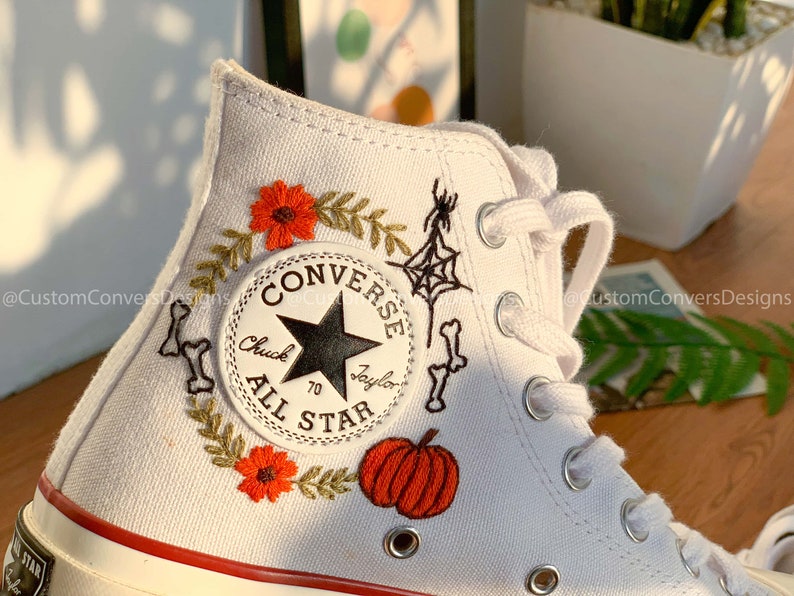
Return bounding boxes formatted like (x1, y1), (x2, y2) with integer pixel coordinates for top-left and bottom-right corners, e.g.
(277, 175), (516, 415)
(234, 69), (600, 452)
(276, 292), (381, 400)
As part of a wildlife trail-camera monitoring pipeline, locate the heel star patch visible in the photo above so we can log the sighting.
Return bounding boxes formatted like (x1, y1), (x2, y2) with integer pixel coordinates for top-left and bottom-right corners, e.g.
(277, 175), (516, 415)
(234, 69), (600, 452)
(219, 242), (421, 453)
(2, 506), (53, 596)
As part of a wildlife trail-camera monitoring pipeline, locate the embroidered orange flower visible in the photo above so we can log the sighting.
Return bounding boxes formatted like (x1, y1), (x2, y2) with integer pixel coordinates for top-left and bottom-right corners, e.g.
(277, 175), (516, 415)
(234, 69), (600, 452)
(235, 445), (298, 503)
(250, 180), (319, 250)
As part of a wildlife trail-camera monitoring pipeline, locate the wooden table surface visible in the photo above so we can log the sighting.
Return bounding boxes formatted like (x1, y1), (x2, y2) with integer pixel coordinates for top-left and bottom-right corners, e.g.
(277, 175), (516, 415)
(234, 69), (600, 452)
(1, 92), (793, 556)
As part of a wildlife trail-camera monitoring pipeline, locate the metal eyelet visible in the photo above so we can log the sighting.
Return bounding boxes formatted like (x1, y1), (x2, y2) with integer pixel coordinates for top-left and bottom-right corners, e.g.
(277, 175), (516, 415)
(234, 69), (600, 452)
(384, 526), (421, 559)
(523, 376), (553, 421)
(675, 538), (700, 578)
(562, 447), (591, 492)
(620, 498), (649, 543)
(525, 565), (560, 594)
(476, 202), (506, 248)
(495, 291), (524, 338)
(718, 575), (748, 596)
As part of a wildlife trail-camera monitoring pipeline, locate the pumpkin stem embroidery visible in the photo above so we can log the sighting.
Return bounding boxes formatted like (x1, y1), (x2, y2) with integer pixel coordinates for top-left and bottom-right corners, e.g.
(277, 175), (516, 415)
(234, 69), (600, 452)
(418, 428), (439, 447)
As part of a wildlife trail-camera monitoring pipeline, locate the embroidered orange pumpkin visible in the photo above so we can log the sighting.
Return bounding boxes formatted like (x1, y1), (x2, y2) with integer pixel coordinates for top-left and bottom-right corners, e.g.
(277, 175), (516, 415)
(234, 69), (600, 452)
(359, 428), (459, 519)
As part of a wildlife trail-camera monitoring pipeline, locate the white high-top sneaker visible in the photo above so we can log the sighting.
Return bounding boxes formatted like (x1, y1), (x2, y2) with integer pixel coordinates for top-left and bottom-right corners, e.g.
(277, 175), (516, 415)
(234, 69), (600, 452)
(739, 506), (794, 576)
(4, 60), (793, 596)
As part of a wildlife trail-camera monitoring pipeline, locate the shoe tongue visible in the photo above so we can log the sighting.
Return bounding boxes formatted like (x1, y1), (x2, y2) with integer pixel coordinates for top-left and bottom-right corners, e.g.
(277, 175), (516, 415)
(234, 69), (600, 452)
(170, 60), (565, 452)
(510, 145), (559, 194)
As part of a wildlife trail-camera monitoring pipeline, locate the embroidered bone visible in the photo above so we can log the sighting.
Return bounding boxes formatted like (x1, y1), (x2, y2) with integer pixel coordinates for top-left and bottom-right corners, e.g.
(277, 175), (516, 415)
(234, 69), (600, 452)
(181, 339), (215, 394)
(425, 319), (468, 413)
(158, 300), (191, 357)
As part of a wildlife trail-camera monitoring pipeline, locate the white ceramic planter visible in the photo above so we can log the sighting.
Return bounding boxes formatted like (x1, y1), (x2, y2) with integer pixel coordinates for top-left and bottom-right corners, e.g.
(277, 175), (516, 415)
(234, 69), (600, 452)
(523, 3), (794, 249)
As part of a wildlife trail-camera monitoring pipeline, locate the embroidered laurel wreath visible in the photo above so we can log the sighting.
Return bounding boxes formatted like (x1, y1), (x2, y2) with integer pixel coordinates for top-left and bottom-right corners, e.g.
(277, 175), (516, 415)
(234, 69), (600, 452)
(189, 396), (358, 503)
(177, 180), (461, 516)
(188, 397), (460, 515)
(190, 181), (411, 306)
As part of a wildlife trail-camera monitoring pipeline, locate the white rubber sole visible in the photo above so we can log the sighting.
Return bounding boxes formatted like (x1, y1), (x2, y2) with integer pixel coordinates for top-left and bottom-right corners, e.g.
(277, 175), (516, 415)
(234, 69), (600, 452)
(14, 476), (429, 596)
(22, 489), (338, 596)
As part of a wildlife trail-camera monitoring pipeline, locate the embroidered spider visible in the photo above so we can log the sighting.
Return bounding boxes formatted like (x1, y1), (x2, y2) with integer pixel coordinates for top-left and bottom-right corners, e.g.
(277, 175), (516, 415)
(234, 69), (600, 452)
(389, 178), (470, 347)
(424, 178), (458, 233)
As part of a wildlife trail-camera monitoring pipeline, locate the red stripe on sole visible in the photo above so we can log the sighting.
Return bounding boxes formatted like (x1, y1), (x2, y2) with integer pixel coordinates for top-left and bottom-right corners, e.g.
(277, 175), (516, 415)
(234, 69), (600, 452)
(37, 474), (430, 596)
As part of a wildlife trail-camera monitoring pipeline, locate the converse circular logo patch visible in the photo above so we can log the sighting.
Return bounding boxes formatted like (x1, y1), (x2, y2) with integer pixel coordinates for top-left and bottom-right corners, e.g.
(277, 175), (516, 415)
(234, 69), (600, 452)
(220, 242), (419, 453)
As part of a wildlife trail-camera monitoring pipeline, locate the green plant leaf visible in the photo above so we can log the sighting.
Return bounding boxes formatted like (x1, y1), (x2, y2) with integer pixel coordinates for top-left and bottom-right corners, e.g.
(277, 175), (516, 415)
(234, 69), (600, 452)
(690, 315), (748, 400)
(574, 309), (794, 414)
(590, 309), (626, 343)
(578, 312), (609, 366)
(641, 0), (671, 35)
(615, 310), (659, 341)
(664, 345), (702, 402)
(723, 0), (747, 38)
(718, 316), (777, 352)
(699, 346), (733, 403)
(766, 358), (790, 415)
(625, 346), (669, 397)
(715, 319), (768, 395)
(764, 322), (794, 355)
(589, 345), (640, 386)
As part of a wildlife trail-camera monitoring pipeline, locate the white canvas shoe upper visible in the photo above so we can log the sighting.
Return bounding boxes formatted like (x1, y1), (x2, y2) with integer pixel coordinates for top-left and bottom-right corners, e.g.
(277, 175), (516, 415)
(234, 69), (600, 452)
(25, 59), (785, 595)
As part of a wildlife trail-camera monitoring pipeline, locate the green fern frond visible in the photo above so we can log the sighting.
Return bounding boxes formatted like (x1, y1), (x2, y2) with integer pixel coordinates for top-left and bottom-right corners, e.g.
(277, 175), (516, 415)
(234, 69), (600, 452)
(763, 321), (794, 355)
(575, 310), (794, 415)
(766, 359), (790, 415)
(664, 345), (702, 402)
(626, 346), (666, 397)
(577, 313), (609, 364)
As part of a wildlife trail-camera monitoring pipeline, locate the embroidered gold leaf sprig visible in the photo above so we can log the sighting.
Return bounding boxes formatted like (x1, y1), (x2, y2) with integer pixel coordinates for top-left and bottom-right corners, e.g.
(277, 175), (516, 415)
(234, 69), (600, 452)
(294, 465), (359, 500)
(188, 396), (246, 468)
(313, 191), (412, 256)
(188, 397), (359, 503)
(189, 229), (254, 307)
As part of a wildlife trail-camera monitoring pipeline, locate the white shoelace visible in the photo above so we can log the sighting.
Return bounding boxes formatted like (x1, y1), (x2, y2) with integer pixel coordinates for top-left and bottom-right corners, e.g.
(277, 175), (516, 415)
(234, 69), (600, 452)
(431, 122), (753, 595)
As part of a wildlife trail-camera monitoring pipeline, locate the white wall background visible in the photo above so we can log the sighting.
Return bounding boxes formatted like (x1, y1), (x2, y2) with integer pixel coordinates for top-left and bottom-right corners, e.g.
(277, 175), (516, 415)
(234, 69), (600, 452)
(0, 0), (267, 398)
(0, 0), (525, 399)
(474, 0), (526, 144)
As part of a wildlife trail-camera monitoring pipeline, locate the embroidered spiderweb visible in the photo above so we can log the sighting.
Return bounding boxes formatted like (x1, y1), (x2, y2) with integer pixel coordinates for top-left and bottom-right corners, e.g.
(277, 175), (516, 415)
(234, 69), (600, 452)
(388, 180), (471, 347)
(397, 233), (467, 309)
